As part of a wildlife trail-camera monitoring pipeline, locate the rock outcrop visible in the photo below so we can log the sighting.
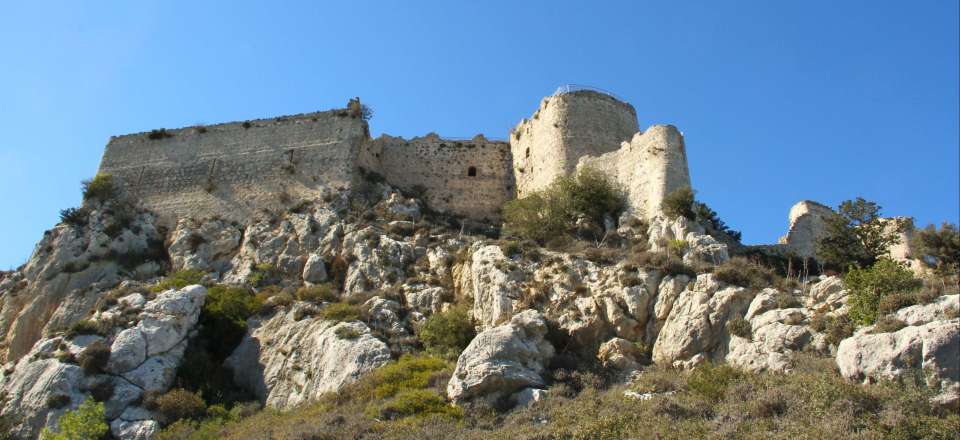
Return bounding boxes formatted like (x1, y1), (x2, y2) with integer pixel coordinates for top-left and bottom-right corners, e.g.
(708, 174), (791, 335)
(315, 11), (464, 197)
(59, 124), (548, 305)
(836, 318), (959, 408)
(0, 204), (165, 364)
(0, 285), (206, 439)
(447, 310), (554, 403)
(225, 302), (392, 410)
(652, 274), (752, 368)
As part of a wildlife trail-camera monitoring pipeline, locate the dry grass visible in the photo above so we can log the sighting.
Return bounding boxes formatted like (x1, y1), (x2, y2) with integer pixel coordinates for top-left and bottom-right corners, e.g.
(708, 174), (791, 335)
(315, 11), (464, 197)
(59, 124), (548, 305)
(156, 354), (959, 440)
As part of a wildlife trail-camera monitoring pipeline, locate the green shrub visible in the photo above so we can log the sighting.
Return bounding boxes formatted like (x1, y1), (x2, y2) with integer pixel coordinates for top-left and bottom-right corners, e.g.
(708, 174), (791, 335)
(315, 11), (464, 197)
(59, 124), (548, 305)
(809, 313), (855, 346)
(686, 362), (740, 402)
(725, 316), (752, 339)
(372, 389), (462, 420)
(319, 302), (364, 322)
(152, 269), (206, 292)
(692, 201), (742, 242)
(295, 284), (338, 303)
(335, 326), (362, 340)
(59, 207), (89, 227)
(65, 320), (104, 338)
(147, 128), (174, 140)
(200, 285), (259, 360)
(816, 198), (906, 271)
(870, 316), (907, 334)
(416, 305), (476, 360)
(713, 257), (778, 290)
(247, 263), (281, 288)
(147, 388), (207, 425)
(911, 222), (960, 283)
(40, 397), (108, 440)
(499, 240), (523, 257)
(503, 168), (625, 243)
(77, 340), (110, 375)
(357, 355), (451, 401)
(81, 173), (117, 202)
(845, 258), (922, 325)
(662, 186), (695, 220)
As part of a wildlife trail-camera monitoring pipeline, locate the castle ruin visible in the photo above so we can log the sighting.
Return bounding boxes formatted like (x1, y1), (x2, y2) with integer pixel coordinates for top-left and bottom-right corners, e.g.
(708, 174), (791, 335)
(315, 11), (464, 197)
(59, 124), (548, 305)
(97, 87), (692, 225)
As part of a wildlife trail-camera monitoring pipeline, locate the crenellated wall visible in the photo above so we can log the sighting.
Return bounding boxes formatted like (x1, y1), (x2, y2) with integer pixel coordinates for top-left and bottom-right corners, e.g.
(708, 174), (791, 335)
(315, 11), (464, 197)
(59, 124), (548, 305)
(361, 134), (514, 221)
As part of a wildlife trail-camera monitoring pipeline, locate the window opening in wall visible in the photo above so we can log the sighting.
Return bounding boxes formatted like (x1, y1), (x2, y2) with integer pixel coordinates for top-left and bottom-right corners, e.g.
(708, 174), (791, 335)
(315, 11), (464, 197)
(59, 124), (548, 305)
(467, 166), (477, 177)
(525, 148), (530, 158)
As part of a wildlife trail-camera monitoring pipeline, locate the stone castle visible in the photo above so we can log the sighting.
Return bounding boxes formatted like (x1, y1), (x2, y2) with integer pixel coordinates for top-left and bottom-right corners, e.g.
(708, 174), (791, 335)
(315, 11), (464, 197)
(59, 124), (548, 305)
(97, 86), (691, 225)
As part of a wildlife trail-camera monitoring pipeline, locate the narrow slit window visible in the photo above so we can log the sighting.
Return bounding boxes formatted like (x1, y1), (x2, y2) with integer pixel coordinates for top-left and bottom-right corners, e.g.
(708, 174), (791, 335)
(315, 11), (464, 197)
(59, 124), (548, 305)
(467, 166), (477, 177)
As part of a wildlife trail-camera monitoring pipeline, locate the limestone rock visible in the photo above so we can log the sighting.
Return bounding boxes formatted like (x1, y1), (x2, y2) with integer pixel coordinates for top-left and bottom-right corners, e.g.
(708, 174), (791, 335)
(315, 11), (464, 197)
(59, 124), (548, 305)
(138, 285), (207, 356)
(0, 358), (85, 439)
(167, 218), (242, 273)
(805, 276), (847, 313)
(470, 245), (522, 329)
(447, 310), (554, 403)
(836, 318), (959, 408)
(895, 295), (958, 326)
(512, 387), (547, 408)
(0, 284), (206, 437)
(341, 227), (415, 296)
(107, 328), (147, 374)
(652, 275), (752, 367)
(302, 253), (328, 284)
(0, 205), (163, 364)
(110, 418), (160, 440)
(597, 337), (642, 371)
(225, 304), (391, 409)
(682, 233), (729, 265)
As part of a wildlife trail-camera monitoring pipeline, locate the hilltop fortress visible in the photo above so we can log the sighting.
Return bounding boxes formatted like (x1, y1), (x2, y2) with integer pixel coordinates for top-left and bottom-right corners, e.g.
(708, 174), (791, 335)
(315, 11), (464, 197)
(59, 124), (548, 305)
(97, 87), (691, 225)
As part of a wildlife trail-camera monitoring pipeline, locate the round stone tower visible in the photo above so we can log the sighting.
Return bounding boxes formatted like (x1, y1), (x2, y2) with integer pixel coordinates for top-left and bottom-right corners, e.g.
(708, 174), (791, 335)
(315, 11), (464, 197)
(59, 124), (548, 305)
(510, 87), (639, 196)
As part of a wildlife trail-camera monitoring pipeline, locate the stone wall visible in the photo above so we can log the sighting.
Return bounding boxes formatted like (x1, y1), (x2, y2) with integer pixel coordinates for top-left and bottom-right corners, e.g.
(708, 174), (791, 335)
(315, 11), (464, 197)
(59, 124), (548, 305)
(510, 90), (639, 197)
(98, 109), (368, 225)
(777, 201), (834, 259)
(577, 125), (691, 219)
(362, 134), (514, 221)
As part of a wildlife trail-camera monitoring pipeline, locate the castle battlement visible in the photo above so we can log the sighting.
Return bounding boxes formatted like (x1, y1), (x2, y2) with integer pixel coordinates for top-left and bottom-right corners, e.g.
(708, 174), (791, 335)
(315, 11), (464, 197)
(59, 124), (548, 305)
(97, 88), (692, 225)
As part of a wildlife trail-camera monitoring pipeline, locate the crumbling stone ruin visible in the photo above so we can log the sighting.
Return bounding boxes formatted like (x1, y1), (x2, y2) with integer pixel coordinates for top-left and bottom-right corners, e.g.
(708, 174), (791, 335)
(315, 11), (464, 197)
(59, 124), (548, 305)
(97, 87), (691, 226)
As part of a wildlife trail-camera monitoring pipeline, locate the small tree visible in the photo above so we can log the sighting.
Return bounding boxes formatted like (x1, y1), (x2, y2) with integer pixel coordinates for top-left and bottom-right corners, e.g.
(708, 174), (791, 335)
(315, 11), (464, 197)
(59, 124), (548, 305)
(844, 258), (922, 326)
(40, 397), (108, 440)
(911, 222), (960, 286)
(816, 198), (904, 271)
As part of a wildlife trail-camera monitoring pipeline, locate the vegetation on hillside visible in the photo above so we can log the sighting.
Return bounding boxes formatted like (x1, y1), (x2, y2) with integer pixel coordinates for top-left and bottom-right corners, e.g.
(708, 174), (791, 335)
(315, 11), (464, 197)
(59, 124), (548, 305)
(816, 198), (905, 271)
(152, 355), (958, 440)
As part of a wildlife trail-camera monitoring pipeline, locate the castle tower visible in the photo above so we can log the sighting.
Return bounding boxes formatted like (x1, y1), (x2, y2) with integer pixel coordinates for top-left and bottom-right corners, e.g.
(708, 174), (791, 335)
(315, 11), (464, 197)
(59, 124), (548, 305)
(509, 87), (640, 196)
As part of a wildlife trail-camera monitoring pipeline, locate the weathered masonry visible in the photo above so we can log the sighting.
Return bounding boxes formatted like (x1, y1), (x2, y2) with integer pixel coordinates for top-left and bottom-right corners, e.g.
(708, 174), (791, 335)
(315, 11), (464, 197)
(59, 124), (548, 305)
(97, 87), (693, 225)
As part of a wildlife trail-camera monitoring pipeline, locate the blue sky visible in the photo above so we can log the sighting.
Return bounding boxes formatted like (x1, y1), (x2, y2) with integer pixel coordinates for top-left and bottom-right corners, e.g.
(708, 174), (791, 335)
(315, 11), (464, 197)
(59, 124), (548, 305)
(0, 0), (957, 268)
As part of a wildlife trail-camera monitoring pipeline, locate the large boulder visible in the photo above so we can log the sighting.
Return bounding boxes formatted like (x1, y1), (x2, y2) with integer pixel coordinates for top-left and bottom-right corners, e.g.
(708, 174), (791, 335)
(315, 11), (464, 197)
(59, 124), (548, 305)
(225, 303), (392, 410)
(447, 310), (554, 403)
(836, 318), (959, 408)
(652, 274), (753, 368)
(341, 227), (416, 297)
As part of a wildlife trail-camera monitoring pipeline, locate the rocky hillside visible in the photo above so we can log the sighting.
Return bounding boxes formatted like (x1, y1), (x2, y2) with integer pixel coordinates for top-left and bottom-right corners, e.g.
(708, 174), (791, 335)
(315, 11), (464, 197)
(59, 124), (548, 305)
(0, 178), (957, 440)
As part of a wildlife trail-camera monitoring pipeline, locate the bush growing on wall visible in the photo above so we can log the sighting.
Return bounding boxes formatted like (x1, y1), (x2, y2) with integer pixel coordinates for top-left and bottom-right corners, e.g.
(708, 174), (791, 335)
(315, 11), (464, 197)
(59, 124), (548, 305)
(502, 168), (626, 244)
(81, 173), (117, 202)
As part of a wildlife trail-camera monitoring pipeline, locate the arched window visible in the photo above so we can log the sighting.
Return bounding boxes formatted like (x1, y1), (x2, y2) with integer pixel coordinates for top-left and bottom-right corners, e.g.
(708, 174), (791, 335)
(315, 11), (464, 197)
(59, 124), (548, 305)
(467, 166), (477, 177)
